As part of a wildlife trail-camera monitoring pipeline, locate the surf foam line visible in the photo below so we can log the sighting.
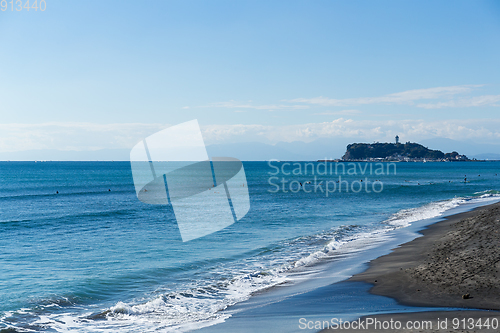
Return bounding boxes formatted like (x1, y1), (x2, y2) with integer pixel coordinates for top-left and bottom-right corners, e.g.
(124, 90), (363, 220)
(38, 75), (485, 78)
(294, 192), (500, 269)
(14, 269), (291, 333)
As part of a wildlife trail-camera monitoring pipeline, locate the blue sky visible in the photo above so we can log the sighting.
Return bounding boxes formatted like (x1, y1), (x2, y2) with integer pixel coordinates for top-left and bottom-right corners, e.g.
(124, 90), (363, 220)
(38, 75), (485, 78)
(1, 0), (500, 152)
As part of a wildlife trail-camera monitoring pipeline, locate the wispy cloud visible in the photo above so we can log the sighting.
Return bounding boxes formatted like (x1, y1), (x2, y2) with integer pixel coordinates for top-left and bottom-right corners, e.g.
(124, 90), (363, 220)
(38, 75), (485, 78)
(314, 110), (362, 116)
(417, 95), (500, 109)
(0, 122), (168, 153)
(192, 85), (499, 114)
(201, 118), (500, 145)
(289, 85), (497, 108)
(206, 100), (309, 110)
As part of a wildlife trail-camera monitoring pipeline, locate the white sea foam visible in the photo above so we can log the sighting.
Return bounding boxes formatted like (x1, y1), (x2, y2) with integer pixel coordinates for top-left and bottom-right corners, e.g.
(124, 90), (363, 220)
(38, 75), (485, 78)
(293, 228), (390, 268)
(385, 198), (466, 228)
(387, 193), (500, 228)
(23, 268), (290, 332)
(295, 193), (500, 269)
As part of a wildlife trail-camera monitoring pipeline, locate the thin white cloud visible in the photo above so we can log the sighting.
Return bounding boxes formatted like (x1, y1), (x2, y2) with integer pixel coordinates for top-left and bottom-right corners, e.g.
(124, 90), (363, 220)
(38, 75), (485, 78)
(197, 85), (498, 114)
(0, 122), (168, 153)
(417, 95), (500, 109)
(314, 110), (362, 116)
(289, 85), (487, 107)
(201, 118), (500, 145)
(207, 100), (309, 110)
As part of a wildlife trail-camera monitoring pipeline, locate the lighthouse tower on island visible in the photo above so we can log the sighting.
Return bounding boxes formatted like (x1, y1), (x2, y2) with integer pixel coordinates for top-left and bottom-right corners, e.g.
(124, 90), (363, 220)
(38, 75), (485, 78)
(395, 135), (400, 144)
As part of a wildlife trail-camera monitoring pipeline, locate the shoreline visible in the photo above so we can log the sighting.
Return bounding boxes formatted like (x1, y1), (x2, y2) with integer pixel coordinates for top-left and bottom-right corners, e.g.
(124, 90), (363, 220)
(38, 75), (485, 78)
(198, 200), (500, 333)
(349, 202), (500, 310)
(321, 202), (500, 332)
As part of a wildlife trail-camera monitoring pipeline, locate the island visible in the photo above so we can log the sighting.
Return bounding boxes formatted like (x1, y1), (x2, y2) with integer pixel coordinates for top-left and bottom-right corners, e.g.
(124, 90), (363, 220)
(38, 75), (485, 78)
(320, 137), (470, 162)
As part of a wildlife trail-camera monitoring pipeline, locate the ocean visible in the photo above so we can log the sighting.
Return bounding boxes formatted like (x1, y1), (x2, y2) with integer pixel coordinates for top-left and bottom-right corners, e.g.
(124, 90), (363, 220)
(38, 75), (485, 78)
(1, 161), (500, 332)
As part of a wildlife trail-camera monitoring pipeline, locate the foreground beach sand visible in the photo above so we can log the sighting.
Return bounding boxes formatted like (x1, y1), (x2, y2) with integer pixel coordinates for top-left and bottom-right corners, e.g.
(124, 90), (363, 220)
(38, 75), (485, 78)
(324, 202), (500, 332)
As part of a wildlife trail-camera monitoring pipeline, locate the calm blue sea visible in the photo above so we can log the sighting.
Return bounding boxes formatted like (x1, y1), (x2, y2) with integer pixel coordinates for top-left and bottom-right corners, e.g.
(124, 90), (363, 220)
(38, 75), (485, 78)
(1, 161), (500, 332)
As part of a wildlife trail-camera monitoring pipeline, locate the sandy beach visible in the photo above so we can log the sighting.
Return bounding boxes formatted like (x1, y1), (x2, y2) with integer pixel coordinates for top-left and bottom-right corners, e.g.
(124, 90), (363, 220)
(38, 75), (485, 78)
(323, 202), (500, 332)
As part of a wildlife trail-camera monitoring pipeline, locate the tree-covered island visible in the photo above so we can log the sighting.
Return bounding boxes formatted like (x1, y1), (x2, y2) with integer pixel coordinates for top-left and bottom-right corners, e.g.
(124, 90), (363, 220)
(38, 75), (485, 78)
(340, 141), (469, 162)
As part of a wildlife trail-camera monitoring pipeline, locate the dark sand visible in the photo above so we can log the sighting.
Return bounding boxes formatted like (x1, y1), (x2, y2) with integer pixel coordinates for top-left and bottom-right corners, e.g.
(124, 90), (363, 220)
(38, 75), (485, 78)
(324, 202), (500, 332)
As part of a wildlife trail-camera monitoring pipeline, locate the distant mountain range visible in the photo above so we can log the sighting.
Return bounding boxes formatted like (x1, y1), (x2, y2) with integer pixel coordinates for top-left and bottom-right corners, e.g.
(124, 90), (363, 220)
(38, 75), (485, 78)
(0, 149), (131, 161)
(1, 137), (499, 161)
(206, 137), (358, 161)
(419, 138), (500, 160)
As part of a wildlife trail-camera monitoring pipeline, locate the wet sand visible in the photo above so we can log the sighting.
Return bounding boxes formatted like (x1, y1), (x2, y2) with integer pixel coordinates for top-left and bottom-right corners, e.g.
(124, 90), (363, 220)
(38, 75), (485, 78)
(323, 202), (500, 332)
